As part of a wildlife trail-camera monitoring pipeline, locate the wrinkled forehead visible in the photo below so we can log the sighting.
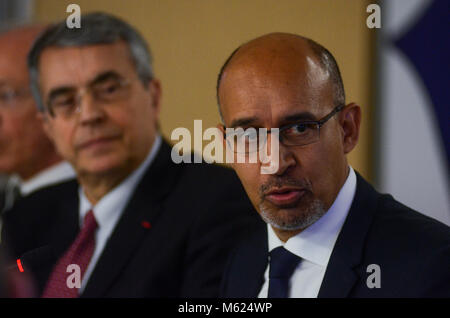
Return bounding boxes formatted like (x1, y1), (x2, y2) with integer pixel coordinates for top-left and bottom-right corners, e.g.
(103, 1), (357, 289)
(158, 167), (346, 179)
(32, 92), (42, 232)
(37, 41), (135, 90)
(219, 52), (333, 128)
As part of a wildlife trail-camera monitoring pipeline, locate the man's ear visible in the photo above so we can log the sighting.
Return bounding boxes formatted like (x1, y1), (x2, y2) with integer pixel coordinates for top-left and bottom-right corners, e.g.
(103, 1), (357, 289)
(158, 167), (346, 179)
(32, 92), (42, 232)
(148, 79), (162, 114)
(37, 111), (54, 142)
(217, 123), (227, 148)
(340, 103), (361, 154)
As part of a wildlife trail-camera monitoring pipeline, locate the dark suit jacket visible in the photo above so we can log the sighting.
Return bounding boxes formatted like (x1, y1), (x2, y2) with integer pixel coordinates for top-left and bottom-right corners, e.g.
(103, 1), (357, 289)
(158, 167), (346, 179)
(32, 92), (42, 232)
(1, 140), (261, 297)
(221, 173), (450, 297)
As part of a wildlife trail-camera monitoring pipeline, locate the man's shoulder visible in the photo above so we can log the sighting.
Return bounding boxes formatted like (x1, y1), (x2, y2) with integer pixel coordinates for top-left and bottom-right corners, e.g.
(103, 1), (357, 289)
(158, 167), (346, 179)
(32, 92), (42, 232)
(1, 179), (79, 258)
(352, 174), (450, 265)
(6, 179), (78, 216)
(353, 173), (449, 243)
(179, 161), (239, 185)
(165, 148), (244, 194)
(23, 178), (78, 200)
(151, 140), (244, 194)
(2, 179), (78, 240)
(132, 144), (258, 228)
(370, 191), (450, 250)
(168, 160), (256, 220)
(353, 183), (450, 296)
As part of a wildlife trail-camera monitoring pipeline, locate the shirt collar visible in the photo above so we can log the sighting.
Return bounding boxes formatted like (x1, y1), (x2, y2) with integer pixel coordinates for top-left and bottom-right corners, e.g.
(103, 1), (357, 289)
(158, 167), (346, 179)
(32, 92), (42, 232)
(79, 135), (162, 227)
(16, 161), (76, 196)
(267, 166), (357, 266)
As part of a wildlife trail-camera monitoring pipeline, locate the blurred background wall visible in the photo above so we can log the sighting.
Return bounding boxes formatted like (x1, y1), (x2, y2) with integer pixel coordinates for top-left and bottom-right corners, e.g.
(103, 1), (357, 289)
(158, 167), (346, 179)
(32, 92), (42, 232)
(1, 0), (448, 224)
(376, 0), (449, 224)
(31, 0), (376, 182)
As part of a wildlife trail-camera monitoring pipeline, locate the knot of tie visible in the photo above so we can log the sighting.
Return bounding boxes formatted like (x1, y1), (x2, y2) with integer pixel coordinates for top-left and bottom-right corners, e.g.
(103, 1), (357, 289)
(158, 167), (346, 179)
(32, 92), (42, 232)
(81, 210), (98, 236)
(268, 246), (301, 298)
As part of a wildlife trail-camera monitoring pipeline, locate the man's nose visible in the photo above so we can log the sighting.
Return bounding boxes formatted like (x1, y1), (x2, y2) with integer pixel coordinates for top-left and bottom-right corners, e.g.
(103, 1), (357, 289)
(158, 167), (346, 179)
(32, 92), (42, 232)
(261, 132), (296, 175)
(274, 143), (296, 176)
(77, 92), (106, 125)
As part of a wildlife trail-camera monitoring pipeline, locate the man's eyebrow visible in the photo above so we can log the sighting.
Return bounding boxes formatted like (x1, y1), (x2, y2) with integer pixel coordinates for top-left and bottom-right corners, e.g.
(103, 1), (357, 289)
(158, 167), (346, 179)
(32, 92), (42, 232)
(48, 86), (76, 102)
(282, 111), (317, 123)
(47, 71), (123, 102)
(229, 117), (259, 128)
(228, 112), (317, 128)
(89, 70), (122, 86)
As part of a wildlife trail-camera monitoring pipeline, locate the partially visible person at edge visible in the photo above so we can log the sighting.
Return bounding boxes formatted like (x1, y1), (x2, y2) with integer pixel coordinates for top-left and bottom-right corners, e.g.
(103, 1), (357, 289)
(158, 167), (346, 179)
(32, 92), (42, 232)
(0, 26), (75, 216)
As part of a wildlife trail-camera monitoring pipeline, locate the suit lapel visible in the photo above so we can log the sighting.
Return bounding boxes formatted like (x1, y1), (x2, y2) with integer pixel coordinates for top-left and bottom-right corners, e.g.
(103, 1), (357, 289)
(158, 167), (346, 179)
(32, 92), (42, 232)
(318, 173), (379, 297)
(52, 182), (80, 254)
(317, 253), (359, 298)
(32, 181), (80, 294)
(81, 140), (182, 297)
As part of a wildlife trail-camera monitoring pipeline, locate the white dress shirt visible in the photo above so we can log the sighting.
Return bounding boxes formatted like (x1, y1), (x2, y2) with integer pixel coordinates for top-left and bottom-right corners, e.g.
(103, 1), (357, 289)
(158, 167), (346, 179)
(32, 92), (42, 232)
(258, 167), (357, 298)
(78, 135), (162, 293)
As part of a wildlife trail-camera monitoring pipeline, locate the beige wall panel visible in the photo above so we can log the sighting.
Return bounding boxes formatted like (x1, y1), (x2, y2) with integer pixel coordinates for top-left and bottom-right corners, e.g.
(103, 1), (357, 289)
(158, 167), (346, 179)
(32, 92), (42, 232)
(34, 0), (374, 180)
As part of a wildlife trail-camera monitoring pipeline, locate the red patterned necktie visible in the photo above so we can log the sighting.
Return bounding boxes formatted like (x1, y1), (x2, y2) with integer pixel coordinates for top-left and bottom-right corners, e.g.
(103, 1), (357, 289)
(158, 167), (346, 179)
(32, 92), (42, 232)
(42, 210), (98, 298)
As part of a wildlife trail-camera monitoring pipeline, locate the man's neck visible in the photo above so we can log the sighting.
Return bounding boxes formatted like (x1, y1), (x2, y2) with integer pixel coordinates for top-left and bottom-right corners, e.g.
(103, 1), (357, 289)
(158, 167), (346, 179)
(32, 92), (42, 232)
(272, 227), (303, 243)
(77, 135), (161, 205)
(78, 164), (138, 205)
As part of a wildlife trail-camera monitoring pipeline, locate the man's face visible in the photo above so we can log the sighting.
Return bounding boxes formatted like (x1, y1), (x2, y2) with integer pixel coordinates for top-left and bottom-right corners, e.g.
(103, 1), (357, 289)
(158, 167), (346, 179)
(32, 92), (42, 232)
(0, 32), (55, 180)
(220, 53), (351, 233)
(39, 41), (160, 178)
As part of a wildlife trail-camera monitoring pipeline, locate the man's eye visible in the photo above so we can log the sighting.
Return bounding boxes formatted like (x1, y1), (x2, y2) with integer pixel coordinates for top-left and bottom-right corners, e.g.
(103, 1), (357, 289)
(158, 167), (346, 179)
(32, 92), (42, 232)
(103, 83), (120, 93)
(293, 123), (308, 133)
(283, 123), (314, 136)
(95, 80), (122, 96)
(0, 90), (16, 101)
(0, 93), (9, 101)
(53, 95), (75, 107)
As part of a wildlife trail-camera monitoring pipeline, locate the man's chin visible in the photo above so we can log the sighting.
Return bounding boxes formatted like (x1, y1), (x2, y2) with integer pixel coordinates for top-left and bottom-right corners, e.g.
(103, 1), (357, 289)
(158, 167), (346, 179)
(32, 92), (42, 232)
(260, 209), (309, 231)
(259, 199), (327, 231)
(0, 160), (16, 175)
(77, 158), (127, 177)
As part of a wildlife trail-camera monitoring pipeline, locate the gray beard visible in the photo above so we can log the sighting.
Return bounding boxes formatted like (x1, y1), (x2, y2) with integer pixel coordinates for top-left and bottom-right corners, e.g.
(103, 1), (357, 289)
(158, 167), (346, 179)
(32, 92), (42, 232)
(259, 198), (327, 231)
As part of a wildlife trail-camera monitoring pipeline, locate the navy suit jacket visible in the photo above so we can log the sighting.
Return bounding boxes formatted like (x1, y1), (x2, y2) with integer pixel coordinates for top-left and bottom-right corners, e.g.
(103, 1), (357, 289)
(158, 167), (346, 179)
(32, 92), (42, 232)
(221, 173), (450, 297)
(1, 140), (261, 297)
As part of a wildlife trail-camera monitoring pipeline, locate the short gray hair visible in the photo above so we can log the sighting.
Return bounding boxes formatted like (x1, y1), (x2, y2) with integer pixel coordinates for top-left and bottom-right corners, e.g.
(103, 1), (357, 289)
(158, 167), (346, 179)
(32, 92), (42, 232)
(28, 12), (154, 112)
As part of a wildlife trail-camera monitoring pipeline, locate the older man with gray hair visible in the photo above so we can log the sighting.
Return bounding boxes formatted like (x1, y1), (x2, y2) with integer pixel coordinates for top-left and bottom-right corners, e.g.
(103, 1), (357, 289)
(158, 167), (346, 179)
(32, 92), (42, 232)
(1, 12), (259, 298)
(0, 26), (75, 215)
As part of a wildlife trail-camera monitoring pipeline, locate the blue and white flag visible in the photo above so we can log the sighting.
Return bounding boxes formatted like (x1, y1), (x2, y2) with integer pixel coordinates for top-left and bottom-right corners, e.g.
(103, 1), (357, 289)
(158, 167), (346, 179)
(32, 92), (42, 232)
(377, 0), (449, 225)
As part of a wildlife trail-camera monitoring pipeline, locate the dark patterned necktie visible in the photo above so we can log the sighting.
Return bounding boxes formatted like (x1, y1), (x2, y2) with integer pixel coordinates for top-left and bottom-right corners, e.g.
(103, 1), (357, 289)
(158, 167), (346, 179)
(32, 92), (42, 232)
(267, 246), (301, 298)
(42, 210), (97, 298)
